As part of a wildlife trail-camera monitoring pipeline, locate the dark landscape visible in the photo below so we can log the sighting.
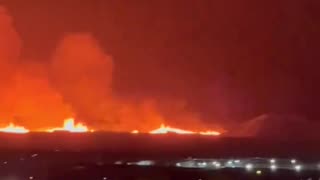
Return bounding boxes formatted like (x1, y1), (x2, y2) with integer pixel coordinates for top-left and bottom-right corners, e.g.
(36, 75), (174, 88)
(0, 133), (318, 160)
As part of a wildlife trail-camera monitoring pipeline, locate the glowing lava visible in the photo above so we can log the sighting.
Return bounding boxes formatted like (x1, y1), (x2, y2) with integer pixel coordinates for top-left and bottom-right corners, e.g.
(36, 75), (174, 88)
(46, 118), (91, 133)
(131, 130), (139, 134)
(0, 123), (30, 133)
(199, 131), (221, 136)
(0, 120), (220, 135)
(149, 124), (220, 136)
(150, 124), (194, 134)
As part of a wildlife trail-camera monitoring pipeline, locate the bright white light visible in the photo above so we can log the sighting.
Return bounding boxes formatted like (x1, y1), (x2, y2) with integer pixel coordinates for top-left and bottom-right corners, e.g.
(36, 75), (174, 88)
(198, 162), (206, 166)
(136, 160), (154, 166)
(234, 160), (240, 163)
(270, 159), (276, 164)
(102, 177), (107, 180)
(212, 161), (217, 165)
(256, 170), (262, 175)
(227, 160), (233, 165)
(215, 163), (221, 168)
(176, 163), (181, 167)
(291, 159), (296, 164)
(294, 165), (302, 171)
(270, 165), (277, 171)
(29, 176), (34, 180)
(245, 164), (253, 170)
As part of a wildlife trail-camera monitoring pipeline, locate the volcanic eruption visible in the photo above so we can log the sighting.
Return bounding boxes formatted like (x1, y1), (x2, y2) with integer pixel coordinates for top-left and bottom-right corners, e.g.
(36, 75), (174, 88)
(0, 6), (222, 135)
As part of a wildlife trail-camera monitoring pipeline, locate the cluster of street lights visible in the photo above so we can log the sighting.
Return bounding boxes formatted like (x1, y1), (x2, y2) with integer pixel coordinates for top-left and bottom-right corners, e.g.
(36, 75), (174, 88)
(117, 157), (320, 176)
(243, 158), (303, 175)
(174, 158), (311, 173)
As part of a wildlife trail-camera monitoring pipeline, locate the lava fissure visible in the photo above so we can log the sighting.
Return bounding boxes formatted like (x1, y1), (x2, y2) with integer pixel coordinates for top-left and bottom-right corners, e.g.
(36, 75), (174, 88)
(0, 119), (220, 135)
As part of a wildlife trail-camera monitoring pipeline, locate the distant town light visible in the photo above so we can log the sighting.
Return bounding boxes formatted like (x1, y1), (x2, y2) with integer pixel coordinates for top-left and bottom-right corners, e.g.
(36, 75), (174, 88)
(246, 164), (253, 170)
(291, 159), (296, 164)
(270, 164), (277, 171)
(256, 170), (262, 175)
(136, 160), (154, 166)
(294, 165), (302, 171)
(215, 163), (221, 168)
(197, 162), (207, 167)
(270, 159), (276, 164)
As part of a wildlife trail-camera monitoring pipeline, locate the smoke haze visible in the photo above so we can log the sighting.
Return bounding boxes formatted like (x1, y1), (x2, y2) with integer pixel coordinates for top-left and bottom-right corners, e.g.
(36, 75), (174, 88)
(0, 6), (221, 132)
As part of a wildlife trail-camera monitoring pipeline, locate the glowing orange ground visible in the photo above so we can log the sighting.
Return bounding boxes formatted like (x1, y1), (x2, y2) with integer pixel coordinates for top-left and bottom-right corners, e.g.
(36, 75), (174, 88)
(0, 118), (221, 136)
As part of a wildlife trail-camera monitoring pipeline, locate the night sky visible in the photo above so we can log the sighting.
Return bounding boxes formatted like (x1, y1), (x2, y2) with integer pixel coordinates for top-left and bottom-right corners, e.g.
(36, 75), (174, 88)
(1, 0), (319, 128)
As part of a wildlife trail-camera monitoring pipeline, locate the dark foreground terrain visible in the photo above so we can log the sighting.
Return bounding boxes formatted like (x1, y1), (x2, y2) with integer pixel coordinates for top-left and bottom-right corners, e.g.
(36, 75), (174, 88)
(0, 132), (319, 179)
(0, 132), (319, 159)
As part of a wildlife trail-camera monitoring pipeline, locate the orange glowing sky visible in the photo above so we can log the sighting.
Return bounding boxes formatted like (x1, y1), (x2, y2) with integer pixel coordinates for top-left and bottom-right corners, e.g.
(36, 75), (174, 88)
(0, 6), (224, 134)
(1, 0), (320, 139)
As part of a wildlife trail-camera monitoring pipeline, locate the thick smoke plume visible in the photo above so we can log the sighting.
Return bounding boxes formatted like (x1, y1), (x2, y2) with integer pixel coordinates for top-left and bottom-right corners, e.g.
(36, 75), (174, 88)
(0, 6), (220, 132)
(0, 7), (72, 128)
